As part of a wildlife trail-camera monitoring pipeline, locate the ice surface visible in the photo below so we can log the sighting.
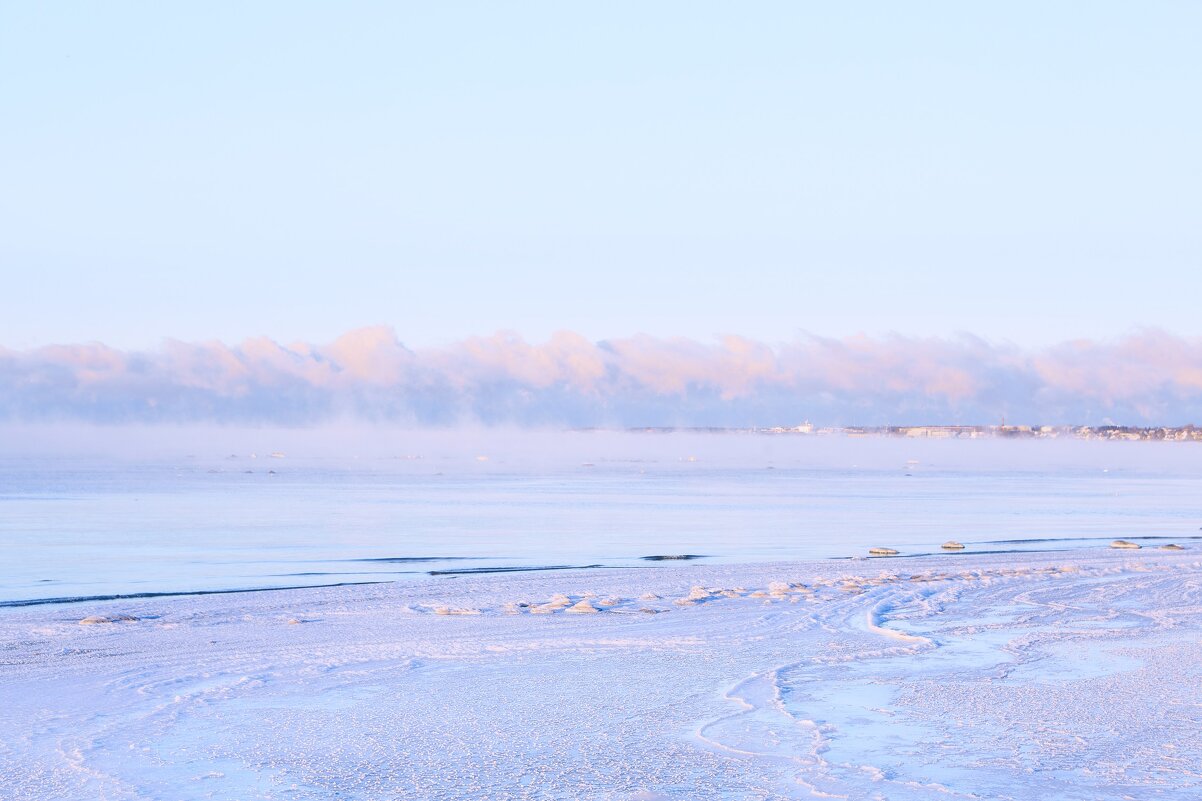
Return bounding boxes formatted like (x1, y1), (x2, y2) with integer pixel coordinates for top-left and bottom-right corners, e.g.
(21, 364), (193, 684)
(2, 549), (1201, 799)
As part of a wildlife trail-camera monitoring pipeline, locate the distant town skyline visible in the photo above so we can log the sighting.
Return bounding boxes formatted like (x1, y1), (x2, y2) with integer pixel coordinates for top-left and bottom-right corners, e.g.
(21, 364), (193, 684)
(3, 3), (1200, 352)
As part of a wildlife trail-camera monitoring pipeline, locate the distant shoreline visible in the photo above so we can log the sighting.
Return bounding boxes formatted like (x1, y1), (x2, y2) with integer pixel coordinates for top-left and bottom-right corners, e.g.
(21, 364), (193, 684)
(605, 424), (1202, 441)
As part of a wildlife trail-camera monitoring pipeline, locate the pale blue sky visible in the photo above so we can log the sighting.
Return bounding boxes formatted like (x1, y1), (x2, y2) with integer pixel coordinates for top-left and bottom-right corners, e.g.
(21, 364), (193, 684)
(2, 2), (1199, 350)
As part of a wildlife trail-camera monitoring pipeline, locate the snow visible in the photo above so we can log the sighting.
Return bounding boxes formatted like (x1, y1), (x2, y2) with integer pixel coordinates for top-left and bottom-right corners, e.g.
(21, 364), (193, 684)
(3, 549), (1201, 799)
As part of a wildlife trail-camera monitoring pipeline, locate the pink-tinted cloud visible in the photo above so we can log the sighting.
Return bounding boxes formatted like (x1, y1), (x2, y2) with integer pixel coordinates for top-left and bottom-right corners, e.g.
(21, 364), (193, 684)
(3, 328), (1202, 425)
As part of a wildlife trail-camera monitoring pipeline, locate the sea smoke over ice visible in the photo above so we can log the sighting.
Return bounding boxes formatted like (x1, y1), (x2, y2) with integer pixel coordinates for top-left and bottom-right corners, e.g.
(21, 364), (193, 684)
(3, 328), (1202, 426)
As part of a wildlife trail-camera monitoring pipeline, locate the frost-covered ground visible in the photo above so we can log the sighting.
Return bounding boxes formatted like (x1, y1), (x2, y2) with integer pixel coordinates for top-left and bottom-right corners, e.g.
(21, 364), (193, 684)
(3, 549), (1201, 800)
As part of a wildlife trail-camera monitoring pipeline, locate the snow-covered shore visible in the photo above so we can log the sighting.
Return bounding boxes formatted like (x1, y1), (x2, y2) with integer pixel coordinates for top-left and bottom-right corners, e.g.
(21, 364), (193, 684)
(3, 549), (1201, 800)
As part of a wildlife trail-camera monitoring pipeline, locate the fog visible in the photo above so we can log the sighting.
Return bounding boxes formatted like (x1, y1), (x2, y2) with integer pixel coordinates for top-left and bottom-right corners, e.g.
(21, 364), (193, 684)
(5, 328), (1202, 427)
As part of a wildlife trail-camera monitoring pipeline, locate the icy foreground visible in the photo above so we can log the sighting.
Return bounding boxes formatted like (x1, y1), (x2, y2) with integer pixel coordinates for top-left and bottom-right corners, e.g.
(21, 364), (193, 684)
(3, 551), (1201, 800)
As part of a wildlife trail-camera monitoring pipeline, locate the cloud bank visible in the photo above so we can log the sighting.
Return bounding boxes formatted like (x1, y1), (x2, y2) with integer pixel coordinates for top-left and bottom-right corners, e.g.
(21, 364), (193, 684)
(3, 328), (1202, 426)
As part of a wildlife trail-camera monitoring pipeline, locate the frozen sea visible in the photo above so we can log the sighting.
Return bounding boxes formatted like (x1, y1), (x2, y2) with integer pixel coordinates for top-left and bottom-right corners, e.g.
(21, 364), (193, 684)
(3, 429), (1202, 605)
(3, 429), (1202, 799)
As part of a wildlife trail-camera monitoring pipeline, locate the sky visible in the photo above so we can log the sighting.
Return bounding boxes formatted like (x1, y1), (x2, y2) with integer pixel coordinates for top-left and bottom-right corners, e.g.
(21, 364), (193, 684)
(2, 3), (1201, 425)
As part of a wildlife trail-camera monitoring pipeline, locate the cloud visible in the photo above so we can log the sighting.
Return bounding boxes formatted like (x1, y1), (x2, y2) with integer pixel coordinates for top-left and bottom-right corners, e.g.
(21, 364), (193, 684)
(3, 328), (1202, 425)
